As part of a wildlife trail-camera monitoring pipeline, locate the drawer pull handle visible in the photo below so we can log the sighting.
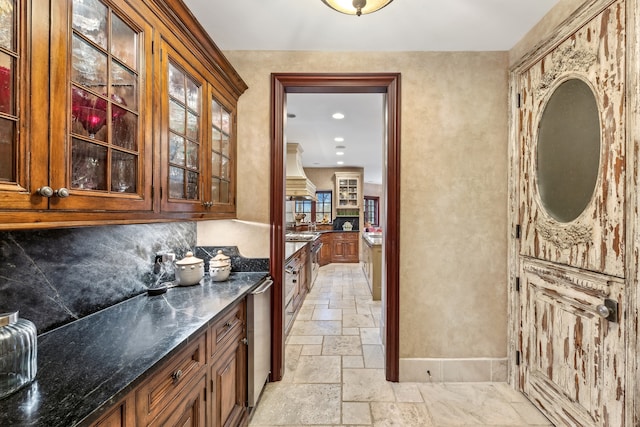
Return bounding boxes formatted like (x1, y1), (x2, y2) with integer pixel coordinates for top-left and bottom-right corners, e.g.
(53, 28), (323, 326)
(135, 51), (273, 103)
(171, 369), (183, 383)
(224, 320), (233, 328)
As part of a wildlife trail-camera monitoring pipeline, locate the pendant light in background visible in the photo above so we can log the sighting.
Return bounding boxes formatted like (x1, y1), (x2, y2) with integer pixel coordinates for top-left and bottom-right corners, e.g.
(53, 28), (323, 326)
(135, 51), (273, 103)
(321, 0), (394, 16)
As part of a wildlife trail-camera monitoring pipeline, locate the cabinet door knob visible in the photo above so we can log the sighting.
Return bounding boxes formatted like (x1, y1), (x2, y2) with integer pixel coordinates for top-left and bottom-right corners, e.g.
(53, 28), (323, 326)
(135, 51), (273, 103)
(171, 369), (183, 383)
(36, 186), (54, 197)
(55, 188), (70, 198)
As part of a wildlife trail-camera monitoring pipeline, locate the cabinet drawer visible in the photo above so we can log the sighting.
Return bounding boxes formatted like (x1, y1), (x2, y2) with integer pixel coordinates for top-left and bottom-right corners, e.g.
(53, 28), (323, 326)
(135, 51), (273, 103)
(210, 301), (245, 358)
(333, 232), (358, 241)
(135, 334), (206, 424)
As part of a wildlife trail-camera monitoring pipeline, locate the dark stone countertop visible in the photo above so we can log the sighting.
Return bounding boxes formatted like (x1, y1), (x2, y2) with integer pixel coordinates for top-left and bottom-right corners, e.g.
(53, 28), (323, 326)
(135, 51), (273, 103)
(0, 272), (268, 427)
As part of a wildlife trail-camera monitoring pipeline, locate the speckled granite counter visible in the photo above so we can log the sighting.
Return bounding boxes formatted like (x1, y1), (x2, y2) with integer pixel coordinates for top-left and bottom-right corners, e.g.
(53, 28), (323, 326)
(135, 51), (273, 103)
(285, 241), (309, 261)
(0, 272), (267, 427)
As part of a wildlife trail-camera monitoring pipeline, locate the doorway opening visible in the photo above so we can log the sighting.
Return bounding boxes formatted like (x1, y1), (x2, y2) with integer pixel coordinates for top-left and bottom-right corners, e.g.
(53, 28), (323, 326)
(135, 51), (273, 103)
(269, 73), (401, 382)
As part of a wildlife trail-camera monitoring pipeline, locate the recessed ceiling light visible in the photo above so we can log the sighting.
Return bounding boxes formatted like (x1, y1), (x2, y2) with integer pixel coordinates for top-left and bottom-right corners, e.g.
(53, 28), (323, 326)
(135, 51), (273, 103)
(336, 151), (345, 156)
(287, 113), (296, 118)
(335, 145), (346, 149)
(334, 137), (344, 142)
(332, 112), (345, 120)
(337, 161), (344, 165)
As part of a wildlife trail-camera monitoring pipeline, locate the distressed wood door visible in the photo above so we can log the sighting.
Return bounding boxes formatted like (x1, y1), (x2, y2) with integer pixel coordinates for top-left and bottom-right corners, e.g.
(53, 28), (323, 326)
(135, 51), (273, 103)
(516, 1), (626, 425)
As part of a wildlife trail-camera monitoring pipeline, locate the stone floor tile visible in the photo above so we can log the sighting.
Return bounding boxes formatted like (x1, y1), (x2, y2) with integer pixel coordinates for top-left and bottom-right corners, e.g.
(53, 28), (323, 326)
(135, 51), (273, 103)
(360, 328), (382, 344)
(300, 344), (322, 355)
(370, 402), (433, 426)
(312, 308), (343, 321)
(249, 383), (341, 425)
(293, 355), (341, 383)
(392, 382), (424, 403)
(362, 344), (384, 368)
(343, 368), (395, 402)
(323, 335), (363, 356)
(343, 327), (360, 335)
(342, 401), (372, 425)
(286, 335), (324, 345)
(290, 320), (342, 336)
(343, 355), (365, 368)
(343, 313), (375, 328)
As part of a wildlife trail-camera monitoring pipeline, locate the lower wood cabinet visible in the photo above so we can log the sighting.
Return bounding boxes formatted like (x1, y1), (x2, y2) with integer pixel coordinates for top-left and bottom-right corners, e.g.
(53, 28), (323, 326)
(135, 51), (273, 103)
(319, 231), (359, 264)
(90, 300), (248, 427)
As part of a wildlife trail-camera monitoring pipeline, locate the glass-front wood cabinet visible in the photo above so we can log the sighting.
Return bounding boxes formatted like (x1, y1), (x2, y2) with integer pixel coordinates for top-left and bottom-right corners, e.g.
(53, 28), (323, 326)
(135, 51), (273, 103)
(49, 0), (154, 211)
(0, 0), (246, 227)
(160, 40), (237, 214)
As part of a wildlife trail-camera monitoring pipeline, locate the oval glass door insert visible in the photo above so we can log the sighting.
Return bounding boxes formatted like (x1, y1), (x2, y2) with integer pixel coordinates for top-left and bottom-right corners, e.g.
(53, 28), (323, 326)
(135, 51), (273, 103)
(536, 78), (600, 223)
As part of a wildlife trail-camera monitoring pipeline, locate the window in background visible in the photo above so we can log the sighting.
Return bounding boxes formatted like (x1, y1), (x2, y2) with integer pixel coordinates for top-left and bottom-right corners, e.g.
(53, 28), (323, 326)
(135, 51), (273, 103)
(364, 196), (379, 226)
(294, 199), (312, 222)
(315, 191), (332, 222)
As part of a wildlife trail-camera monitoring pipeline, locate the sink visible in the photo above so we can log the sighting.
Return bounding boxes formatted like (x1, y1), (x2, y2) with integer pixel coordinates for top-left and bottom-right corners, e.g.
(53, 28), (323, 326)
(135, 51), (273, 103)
(285, 232), (319, 241)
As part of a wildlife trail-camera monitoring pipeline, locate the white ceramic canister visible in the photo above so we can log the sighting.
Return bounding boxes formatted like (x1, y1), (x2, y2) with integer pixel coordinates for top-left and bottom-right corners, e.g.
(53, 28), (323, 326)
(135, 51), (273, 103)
(209, 250), (231, 282)
(175, 251), (204, 286)
(0, 312), (37, 399)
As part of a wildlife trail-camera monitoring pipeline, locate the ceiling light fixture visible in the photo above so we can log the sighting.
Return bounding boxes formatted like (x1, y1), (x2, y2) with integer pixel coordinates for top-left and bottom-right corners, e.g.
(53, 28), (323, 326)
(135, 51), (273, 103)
(336, 151), (345, 156)
(332, 112), (345, 119)
(337, 161), (345, 165)
(334, 137), (344, 142)
(321, 0), (393, 17)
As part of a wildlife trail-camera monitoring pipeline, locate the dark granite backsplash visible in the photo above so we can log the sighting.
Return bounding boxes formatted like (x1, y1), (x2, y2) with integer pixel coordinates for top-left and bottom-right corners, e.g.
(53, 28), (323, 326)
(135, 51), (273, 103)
(195, 246), (269, 272)
(0, 222), (197, 334)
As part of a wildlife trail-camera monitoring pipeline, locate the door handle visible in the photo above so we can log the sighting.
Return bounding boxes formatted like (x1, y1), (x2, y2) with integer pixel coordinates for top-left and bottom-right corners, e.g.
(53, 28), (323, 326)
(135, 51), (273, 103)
(596, 299), (618, 322)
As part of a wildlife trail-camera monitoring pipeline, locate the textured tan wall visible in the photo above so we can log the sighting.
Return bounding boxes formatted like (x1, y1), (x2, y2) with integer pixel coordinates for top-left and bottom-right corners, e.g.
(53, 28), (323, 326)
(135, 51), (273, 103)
(224, 50), (509, 359)
(510, 0), (588, 65)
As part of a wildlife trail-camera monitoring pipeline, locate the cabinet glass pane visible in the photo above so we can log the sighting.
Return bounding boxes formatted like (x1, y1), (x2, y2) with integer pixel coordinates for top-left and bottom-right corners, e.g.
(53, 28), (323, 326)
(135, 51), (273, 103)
(169, 166), (184, 199)
(0, 52), (14, 115)
(211, 127), (221, 152)
(112, 110), (137, 150)
(186, 111), (198, 141)
(211, 152), (220, 176)
(169, 100), (185, 133)
(186, 79), (199, 111)
(221, 133), (229, 157)
(111, 60), (137, 111)
(72, 35), (107, 89)
(169, 133), (185, 165)
(71, 87), (107, 141)
(0, 0), (14, 51)
(0, 116), (15, 181)
(221, 156), (229, 179)
(71, 139), (107, 190)
(186, 170), (198, 199)
(110, 14), (137, 70)
(220, 180), (229, 204)
(168, 63), (185, 101)
(211, 100), (222, 129)
(221, 111), (230, 134)
(186, 141), (199, 169)
(211, 177), (219, 202)
(72, 0), (107, 49)
(111, 150), (136, 193)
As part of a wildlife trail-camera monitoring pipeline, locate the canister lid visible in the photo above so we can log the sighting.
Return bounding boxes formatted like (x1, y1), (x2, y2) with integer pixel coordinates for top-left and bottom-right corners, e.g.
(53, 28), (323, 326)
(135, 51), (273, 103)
(175, 251), (203, 266)
(0, 311), (18, 327)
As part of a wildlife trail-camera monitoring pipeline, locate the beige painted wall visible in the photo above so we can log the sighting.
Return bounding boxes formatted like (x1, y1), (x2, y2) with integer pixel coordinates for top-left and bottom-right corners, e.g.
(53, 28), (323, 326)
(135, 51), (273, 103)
(212, 50), (509, 362)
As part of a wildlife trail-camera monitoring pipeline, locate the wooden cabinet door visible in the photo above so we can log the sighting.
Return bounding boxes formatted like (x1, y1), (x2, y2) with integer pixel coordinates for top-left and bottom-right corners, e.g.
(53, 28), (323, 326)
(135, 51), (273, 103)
(319, 234), (332, 266)
(0, 0), (49, 210)
(515, 2), (626, 425)
(48, 0), (154, 211)
(210, 339), (247, 427)
(148, 375), (207, 427)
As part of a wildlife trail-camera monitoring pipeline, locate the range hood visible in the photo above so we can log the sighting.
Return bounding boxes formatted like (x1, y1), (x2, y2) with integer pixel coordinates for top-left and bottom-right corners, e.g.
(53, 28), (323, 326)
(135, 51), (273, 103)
(286, 143), (316, 200)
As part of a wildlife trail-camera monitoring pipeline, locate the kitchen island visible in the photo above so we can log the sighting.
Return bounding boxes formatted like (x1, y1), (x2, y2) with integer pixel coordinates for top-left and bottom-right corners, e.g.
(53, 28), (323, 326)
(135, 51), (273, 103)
(362, 232), (382, 300)
(0, 272), (267, 427)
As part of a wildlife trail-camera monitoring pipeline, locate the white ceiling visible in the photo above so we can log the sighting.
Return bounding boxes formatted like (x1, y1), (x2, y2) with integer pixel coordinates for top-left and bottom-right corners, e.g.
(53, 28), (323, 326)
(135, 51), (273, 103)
(183, 0), (561, 184)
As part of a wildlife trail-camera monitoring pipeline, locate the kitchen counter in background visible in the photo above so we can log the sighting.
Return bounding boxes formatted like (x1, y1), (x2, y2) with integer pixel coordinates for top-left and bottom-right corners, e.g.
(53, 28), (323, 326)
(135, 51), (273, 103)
(0, 272), (267, 427)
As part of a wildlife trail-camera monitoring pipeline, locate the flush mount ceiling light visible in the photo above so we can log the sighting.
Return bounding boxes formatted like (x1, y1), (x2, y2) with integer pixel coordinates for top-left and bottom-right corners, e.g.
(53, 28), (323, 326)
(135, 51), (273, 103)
(322, 0), (393, 16)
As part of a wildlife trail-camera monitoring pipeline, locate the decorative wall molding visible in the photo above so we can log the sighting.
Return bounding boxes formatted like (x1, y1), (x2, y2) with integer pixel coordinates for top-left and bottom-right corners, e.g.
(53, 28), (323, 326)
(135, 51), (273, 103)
(523, 262), (612, 297)
(536, 44), (598, 97)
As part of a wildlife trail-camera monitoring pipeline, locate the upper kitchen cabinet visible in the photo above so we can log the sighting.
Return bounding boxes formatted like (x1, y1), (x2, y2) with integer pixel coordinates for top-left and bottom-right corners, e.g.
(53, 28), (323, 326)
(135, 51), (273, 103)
(335, 171), (361, 210)
(159, 39), (237, 215)
(48, 0), (154, 211)
(0, 0), (247, 228)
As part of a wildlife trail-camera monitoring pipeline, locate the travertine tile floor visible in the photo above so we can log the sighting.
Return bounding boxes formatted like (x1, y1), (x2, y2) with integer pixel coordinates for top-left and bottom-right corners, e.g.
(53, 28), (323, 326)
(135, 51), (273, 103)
(249, 263), (553, 427)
